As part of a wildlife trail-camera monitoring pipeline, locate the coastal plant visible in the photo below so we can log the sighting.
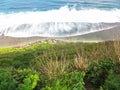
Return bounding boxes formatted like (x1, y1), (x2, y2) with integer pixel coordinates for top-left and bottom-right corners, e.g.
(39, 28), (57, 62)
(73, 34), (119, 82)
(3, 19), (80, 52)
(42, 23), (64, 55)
(0, 69), (17, 90)
(103, 70), (120, 90)
(89, 42), (115, 63)
(114, 40), (120, 63)
(13, 52), (35, 68)
(85, 59), (117, 88)
(31, 52), (70, 79)
(99, 70), (120, 90)
(13, 69), (39, 90)
(74, 52), (88, 71)
(42, 71), (85, 90)
(17, 74), (39, 90)
(1, 41), (120, 90)
(0, 69), (39, 90)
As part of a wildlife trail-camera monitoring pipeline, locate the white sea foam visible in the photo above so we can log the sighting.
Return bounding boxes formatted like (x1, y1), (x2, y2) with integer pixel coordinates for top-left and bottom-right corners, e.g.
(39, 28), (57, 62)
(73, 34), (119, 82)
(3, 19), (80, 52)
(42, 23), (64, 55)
(0, 6), (120, 37)
(0, 6), (120, 24)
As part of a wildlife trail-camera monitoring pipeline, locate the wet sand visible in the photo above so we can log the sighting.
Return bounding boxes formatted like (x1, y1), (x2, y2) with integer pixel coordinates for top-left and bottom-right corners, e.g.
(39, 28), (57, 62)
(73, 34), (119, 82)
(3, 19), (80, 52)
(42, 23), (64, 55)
(63, 24), (120, 41)
(0, 25), (120, 48)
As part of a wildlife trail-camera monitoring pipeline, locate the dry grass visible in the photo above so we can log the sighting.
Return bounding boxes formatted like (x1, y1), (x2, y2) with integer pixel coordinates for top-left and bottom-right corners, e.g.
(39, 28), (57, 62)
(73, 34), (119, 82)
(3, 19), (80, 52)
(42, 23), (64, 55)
(88, 41), (116, 63)
(31, 50), (89, 79)
(114, 40), (120, 63)
(74, 52), (88, 71)
(39, 59), (69, 79)
(31, 51), (70, 79)
(29, 40), (120, 81)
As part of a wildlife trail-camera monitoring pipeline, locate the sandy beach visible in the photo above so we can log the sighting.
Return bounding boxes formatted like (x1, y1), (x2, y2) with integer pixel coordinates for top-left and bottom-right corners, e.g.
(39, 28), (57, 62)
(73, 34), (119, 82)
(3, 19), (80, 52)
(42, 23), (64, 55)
(0, 25), (120, 48)
(64, 24), (120, 41)
(0, 36), (46, 48)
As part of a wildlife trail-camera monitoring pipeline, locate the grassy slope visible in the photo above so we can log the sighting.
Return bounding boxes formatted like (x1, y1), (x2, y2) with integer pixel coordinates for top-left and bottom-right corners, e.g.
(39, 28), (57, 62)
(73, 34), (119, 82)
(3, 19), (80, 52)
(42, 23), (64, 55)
(0, 41), (120, 89)
(0, 42), (100, 68)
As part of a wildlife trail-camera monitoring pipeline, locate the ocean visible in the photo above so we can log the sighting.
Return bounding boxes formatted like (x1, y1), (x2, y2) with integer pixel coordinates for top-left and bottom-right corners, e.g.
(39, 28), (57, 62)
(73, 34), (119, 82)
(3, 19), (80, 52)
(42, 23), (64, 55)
(0, 0), (120, 37)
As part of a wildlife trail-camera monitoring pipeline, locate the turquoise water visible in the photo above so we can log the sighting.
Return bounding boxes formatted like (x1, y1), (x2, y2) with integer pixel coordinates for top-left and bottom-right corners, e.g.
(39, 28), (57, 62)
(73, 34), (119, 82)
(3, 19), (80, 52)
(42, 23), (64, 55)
(0, 0), (120, 37)
(0, 0), (120, 13)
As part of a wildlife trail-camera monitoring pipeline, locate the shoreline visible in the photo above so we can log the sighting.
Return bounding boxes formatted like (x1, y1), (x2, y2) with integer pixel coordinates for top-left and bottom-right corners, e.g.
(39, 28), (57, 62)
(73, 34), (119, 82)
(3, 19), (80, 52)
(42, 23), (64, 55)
(0, 36), (103, 48)
(0, 24), (120, 48)
(0, 36), (102, 48)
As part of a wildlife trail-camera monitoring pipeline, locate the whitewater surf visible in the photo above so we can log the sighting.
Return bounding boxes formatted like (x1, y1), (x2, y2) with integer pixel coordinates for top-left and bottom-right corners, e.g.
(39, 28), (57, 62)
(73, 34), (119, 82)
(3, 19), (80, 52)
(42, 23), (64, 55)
(0, 0), (120, 38)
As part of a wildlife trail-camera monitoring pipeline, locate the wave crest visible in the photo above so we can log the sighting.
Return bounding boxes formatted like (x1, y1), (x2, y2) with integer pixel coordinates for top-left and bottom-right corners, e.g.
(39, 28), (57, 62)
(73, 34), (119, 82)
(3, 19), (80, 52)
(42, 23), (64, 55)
(0, 6), (120, 37)
(0, 6), (120, 23)
(0, 22), (118, 37)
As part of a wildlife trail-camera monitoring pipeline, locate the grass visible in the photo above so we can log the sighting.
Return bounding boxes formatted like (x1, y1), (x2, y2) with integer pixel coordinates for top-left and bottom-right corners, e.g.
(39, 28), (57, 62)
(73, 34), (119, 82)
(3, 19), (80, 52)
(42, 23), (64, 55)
(0, 41), (120, 90)
(114, 40), (120, 62)
(74, 53), (88, 71)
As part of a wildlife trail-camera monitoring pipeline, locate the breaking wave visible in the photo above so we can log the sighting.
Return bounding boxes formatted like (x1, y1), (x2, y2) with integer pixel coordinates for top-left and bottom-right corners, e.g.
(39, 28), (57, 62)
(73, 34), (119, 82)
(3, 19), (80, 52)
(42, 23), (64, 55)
(0, 6), (120, 37)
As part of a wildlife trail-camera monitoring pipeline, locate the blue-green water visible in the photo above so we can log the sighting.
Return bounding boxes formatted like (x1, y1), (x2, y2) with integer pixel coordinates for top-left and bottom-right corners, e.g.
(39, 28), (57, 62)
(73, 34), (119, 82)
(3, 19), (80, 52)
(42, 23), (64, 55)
(0, 0), (120, 37)
(0, 0), (120, 12)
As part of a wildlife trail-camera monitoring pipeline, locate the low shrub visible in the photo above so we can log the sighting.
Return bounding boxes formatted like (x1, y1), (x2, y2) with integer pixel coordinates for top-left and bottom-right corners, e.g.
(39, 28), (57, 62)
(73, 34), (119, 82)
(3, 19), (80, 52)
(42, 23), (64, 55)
(13, 53), (35, 68)
(0, 69), (16, 90)
(13, 69), (39, 90)
(85, 59), (117, 88)
(103, 70), (120, 90)
(42, 71), (85, 90)
(0, 69), (39, 90)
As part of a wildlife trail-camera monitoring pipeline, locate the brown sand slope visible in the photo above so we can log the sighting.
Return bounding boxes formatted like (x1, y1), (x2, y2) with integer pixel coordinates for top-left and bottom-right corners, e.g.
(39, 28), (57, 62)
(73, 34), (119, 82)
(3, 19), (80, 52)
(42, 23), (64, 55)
(0, 36), (46, 48)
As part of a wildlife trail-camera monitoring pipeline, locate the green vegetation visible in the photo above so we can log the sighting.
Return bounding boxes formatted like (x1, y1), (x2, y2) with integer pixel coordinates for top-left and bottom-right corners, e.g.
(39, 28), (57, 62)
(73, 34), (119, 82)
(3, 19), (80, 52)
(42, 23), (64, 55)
(42, 71), (85, 90)
(103, 70), (120, 90)
(0, 69), (39, 90)
(0, 41), (120, 90)
(85, 59), (117, 87)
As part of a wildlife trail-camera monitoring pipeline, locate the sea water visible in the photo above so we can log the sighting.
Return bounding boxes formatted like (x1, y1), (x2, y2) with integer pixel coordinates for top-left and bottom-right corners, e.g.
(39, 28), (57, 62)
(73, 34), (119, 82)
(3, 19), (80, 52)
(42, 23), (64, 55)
(0, 0), (120, 37)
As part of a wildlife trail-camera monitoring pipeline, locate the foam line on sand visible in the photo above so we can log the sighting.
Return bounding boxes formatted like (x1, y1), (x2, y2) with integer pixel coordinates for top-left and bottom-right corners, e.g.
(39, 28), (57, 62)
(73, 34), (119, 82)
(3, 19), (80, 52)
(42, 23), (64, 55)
(0, 24), (120, 48)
